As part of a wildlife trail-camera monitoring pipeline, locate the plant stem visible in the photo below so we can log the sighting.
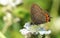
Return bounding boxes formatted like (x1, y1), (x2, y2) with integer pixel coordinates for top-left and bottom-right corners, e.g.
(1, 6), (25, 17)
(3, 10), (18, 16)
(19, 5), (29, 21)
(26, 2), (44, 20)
(50, 0), (60, 18)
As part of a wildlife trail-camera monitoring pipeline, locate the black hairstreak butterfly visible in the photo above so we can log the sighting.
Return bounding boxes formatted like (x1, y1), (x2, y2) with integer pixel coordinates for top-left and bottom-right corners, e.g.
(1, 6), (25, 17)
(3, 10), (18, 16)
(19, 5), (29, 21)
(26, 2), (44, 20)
(31, 4), (51, 25)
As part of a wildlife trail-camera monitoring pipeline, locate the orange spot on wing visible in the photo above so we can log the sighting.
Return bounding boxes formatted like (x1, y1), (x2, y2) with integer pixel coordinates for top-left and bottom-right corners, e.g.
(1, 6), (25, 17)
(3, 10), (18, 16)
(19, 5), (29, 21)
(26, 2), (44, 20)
(45, 14), (49, 22)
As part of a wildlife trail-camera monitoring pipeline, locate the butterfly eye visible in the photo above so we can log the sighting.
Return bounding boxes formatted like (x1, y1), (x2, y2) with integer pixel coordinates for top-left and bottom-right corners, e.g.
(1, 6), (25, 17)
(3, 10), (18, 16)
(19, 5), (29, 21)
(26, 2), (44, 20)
(48, 16), (50, 17)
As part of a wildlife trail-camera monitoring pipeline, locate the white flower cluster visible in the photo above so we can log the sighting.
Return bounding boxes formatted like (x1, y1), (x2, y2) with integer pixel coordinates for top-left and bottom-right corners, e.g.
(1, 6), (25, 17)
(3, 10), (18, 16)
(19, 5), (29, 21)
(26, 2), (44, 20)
(3, 12), (12, 26)
(20, 22), (31, 35)
(0, 0), (23, 6)
(20, 22), (51, 35)
(39, 30), (51, 35)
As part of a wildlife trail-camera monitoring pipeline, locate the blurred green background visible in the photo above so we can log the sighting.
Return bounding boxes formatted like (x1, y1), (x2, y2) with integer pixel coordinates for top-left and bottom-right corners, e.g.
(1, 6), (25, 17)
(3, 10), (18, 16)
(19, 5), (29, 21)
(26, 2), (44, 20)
(0, 0), (60, 38)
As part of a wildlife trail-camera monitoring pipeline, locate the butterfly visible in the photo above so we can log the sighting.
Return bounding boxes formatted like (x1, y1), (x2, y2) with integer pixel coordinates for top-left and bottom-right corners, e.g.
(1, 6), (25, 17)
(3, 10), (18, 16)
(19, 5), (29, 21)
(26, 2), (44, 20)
(31, 4), (51, 25)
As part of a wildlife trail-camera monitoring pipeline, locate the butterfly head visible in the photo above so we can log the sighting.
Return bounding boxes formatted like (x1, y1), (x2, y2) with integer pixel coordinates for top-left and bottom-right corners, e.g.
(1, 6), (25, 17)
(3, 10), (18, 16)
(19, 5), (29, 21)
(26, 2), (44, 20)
(45, 13), (51, 22)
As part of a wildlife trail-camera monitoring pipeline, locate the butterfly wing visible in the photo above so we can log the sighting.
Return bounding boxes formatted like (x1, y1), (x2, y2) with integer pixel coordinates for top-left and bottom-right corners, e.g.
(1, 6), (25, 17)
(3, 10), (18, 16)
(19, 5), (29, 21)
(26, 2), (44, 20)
(31, 4), (50, 25)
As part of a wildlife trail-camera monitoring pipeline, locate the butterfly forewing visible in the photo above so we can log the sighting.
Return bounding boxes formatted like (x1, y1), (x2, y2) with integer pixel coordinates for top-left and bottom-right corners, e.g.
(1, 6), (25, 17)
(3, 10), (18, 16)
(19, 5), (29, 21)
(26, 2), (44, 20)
(31, 4), (50, 25)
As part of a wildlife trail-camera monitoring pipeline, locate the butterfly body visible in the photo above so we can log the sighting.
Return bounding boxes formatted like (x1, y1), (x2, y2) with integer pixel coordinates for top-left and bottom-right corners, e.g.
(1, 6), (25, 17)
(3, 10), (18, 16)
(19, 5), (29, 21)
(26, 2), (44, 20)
(31, 4), (50, 25)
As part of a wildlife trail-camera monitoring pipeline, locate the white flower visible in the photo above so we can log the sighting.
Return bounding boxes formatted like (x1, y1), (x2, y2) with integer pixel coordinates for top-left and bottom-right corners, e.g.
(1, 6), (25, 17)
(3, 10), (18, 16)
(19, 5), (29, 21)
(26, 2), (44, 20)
(15, 0), (23, 5)
(0, 0), (23, 7)
(39, 30), (51, 35)
(40, 24), (45, 28)
(39, 31), (46, 35)
(8, 0), (16, 7)
(3, 12), (12, 25)
(20, 22), (51, 35)
(0, 0), (8, 6)
(24, 22), (31, 29)
(20, 29), (30, 35)
(45, 30), (51, 34)
(8, 0), (23, 7)
(3, 12), (12, 21)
